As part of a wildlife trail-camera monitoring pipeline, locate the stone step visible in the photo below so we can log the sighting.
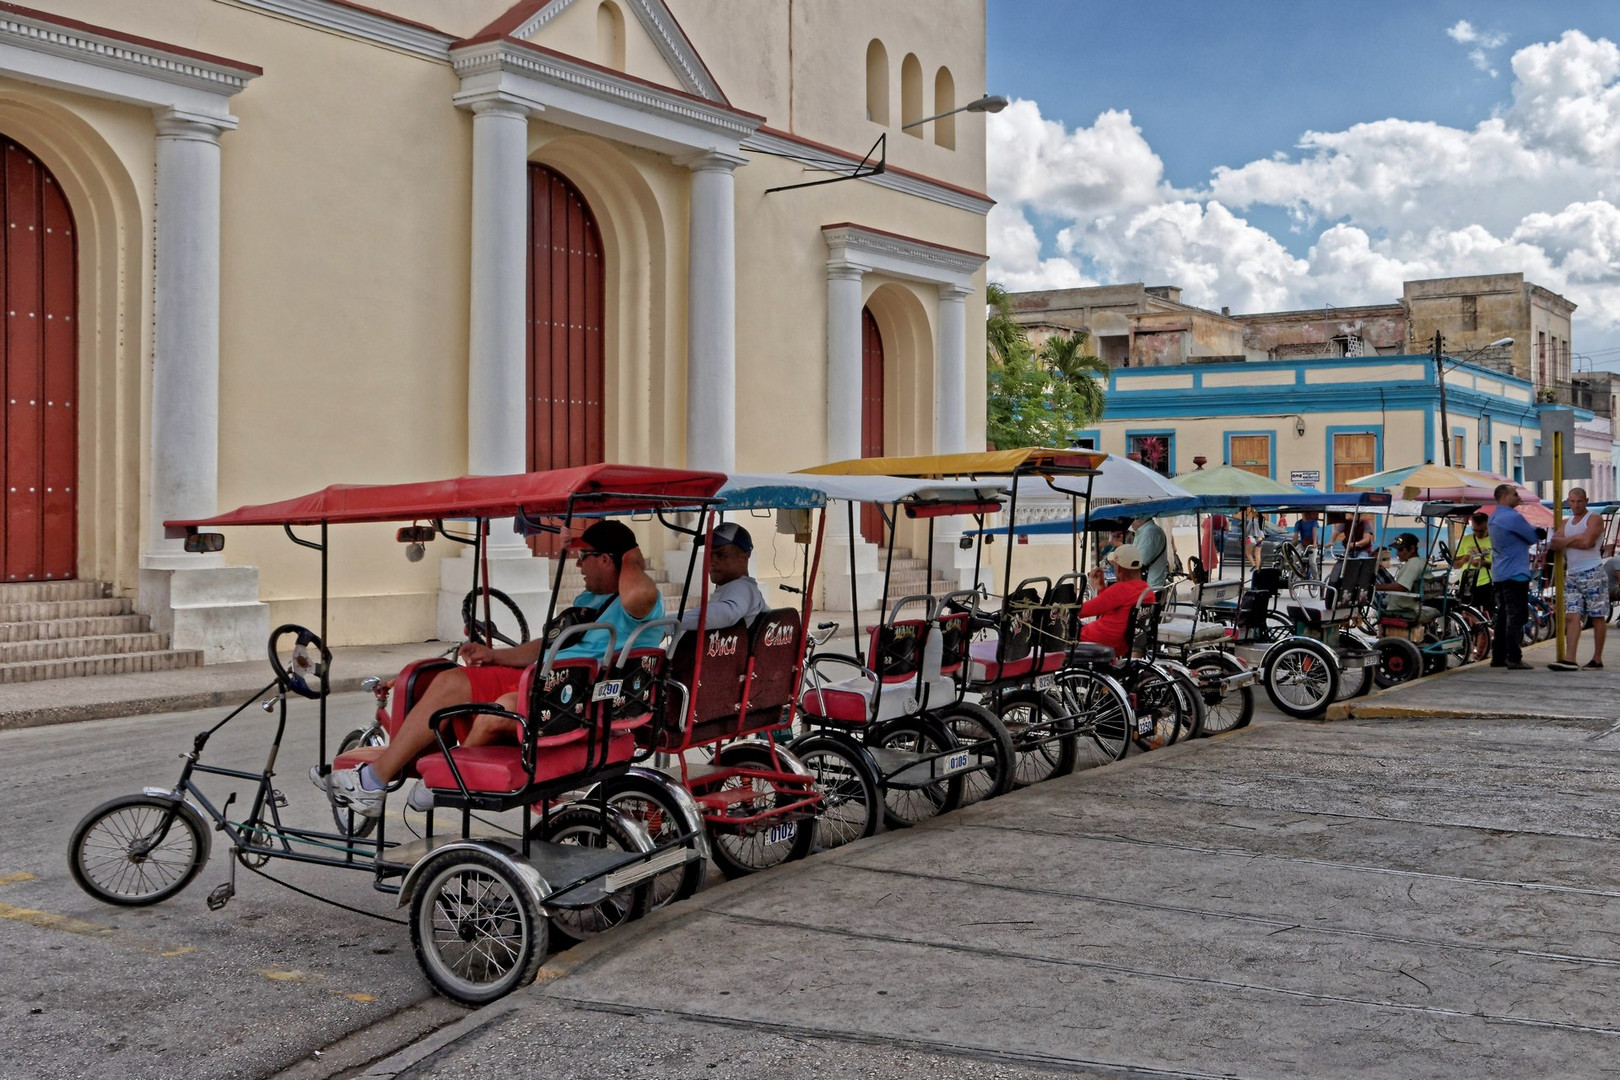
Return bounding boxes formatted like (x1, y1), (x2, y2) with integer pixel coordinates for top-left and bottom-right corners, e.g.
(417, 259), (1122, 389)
(0, 597), (133, 624)
(0, 580), (107, 603)
(0, 633), (173, 664)
(0, 614), (152, 643)
(0, 649), (204, 684)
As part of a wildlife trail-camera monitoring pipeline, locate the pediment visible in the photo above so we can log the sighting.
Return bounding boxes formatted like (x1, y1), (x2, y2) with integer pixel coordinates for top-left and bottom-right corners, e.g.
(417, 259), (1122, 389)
(493, 0), (725, 103)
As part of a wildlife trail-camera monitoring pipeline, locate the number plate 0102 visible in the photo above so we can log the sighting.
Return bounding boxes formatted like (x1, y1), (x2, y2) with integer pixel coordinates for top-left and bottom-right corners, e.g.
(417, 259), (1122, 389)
(765, 822), (796, 845)
(945, 751), (971, 772)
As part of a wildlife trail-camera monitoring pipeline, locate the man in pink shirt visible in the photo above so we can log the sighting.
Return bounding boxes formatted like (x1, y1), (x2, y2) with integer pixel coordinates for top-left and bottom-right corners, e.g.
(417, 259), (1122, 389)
(1082, 544), (1155, 655)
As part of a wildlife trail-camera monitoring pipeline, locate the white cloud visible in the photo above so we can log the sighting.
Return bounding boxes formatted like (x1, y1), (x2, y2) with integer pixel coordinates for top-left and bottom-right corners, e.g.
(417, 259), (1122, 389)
(987, 30), (1620, 356)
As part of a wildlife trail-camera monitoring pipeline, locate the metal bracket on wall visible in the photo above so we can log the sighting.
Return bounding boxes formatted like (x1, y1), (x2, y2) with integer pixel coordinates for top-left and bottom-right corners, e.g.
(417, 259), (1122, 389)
(763, 134), (885, 194)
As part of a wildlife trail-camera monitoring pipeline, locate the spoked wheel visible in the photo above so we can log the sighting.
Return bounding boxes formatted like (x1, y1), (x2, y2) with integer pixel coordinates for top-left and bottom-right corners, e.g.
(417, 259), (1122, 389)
(410, 847), (545, 1006)
(1125, 662), (1187, 752)
(788, 734), (882, 851)
(706, 742), (816, 879)
(460, 587), (530, 648)
(1436, 610), (1475, 669)
(69, 795), (211, 906)
(593, 773), (706, 912)
(992, 690), (1077, 787)
(870, 716), (964, 829)
(1168, 669), (1207, 740)
(1262, 638), (1341, 719)
(937, 702), (1017, 805)
(1457, 605), (1493, 663)
(1186, 650), (1254, 735)
(1054, 668), (1131, 768)
(532, 804), (648, 946)
(1336, 657), (1370, 700)
(1374, 636), (1423, 688)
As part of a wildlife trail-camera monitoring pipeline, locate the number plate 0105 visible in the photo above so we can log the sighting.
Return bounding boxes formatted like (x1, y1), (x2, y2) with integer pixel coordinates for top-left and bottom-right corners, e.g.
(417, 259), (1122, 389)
(946, 751), (971, 772)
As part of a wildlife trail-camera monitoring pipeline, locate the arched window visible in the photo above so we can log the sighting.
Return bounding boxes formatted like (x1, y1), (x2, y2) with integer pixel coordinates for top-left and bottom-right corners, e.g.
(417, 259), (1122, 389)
(597, 1), (625, 71)
(865, 40), (888, 124)
(900, 53), (923, 137)
(933, 67), (956, 149)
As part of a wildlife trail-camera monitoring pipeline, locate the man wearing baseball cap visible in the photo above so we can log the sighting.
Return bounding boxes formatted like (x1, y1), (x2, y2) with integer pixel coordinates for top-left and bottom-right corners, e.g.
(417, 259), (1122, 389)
(679, 521), (769, 631)
(1080, 544), (1155, 655)
(312, 518), (661, 818)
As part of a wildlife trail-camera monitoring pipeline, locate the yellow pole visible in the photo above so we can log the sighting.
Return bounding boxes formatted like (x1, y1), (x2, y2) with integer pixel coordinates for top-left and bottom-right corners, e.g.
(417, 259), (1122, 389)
(1553, 431), (1566, 663)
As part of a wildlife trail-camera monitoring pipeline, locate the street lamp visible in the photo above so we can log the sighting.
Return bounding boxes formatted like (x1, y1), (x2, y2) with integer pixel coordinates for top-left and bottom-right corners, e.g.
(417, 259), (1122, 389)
(1434, 333), (1513, 467)
(901, 93), (1009, 130)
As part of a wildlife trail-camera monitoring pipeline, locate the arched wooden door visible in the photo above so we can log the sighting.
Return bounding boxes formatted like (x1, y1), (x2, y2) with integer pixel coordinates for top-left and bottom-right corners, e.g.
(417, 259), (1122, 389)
(2, 138), (76, 582)
(860, 307), (885, 544)
(527, 164), (604, 552)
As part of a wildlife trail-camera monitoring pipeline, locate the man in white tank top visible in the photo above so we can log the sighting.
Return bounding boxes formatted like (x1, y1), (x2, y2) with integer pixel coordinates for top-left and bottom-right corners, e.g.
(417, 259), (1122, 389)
(1548, 487), (1607, 670)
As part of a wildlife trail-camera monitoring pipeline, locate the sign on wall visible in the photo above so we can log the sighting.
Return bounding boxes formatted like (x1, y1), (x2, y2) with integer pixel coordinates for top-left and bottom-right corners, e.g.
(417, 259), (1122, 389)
(1289, 469), (1321, 488)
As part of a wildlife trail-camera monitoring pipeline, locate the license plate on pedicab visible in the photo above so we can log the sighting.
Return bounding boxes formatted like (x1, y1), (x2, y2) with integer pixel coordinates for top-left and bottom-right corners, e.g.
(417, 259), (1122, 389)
(765, 822), (797, 844)
(1034, 674), (1056, 690)
(591, 680), (623, 702)
(945, 750), (971, 772)
(1136, 713), (1155, 737)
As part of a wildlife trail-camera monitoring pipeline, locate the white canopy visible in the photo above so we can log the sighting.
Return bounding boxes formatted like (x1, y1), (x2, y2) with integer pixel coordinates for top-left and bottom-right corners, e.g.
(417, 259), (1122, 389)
(1009, 453), (1192, 504)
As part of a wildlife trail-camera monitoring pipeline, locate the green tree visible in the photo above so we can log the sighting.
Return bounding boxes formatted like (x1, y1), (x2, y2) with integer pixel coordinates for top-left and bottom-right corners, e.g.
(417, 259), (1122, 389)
(984, 284), (1108, 449)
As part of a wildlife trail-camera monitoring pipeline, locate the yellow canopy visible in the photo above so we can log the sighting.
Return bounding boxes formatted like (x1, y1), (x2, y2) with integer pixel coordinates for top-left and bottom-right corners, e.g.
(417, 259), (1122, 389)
(798, 447), (1104, 478)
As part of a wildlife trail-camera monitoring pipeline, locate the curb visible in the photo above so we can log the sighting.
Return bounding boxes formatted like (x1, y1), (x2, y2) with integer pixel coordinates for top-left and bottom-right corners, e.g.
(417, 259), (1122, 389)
(1323, 703), (1613, 723)
(0, 675), (376, 731)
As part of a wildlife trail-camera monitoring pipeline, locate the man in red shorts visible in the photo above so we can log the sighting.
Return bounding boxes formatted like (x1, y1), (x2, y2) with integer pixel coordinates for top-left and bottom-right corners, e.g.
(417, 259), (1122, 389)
(311, 519), (660, 817)
(1081, 544), (1155, 655)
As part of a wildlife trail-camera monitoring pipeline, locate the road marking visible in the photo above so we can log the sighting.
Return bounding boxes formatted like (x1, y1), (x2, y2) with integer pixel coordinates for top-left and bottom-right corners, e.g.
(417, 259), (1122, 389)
(257, 969), (306, 982)
(161, 946), (197, 957)
(340, 992), (376, 1003)
(0, 872), (37, 886)
(0, 901), (115, 938)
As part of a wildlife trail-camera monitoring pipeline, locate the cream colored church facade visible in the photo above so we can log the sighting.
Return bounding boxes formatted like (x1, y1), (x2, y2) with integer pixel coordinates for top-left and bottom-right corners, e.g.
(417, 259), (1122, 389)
(0, 0), (991, 659)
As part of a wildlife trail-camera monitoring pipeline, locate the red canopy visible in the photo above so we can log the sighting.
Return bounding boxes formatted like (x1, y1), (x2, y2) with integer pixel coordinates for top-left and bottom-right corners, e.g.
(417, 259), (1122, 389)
(1479, 501), (1555, 528)
(165, 464), (727, 535)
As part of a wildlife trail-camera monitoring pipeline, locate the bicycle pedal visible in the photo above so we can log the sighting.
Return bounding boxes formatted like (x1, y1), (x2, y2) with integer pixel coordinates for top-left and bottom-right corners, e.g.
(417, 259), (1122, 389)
(271, 789), (289, 808)
(206, 883), (235, 911)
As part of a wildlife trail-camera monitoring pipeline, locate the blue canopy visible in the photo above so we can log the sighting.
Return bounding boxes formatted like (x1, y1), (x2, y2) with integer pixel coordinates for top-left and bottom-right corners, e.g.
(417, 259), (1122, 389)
(1243, 491), (1392, 511)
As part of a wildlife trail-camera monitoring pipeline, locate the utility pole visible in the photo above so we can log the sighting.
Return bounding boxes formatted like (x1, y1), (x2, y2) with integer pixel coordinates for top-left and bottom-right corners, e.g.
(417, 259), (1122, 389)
(1434, 331), (1452, 467)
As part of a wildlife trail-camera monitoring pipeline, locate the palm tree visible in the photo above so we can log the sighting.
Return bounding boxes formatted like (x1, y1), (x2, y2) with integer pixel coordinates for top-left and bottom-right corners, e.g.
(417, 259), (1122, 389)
(1038, 331), (1110, 427)
(986, 282), (1030, 368)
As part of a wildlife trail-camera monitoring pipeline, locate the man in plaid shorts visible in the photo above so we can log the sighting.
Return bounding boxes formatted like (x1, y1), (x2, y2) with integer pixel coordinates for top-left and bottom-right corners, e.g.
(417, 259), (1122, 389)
(1548, 487), (1607, 671)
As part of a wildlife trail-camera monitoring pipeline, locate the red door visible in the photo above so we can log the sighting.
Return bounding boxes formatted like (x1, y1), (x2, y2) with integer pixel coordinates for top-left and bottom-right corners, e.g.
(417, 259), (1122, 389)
(860, 308), (885, 544)
(2, 138), (75, 582)
(527, 165), (604, 552)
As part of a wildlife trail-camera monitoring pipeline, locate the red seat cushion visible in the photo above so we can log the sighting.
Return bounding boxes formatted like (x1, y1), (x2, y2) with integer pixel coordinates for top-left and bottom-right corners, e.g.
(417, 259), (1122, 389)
(969, 639), (1035, 680)
(799, 687), (870, 723)
(417, 729), (636, 792)
(1037, 651), (1066, 674)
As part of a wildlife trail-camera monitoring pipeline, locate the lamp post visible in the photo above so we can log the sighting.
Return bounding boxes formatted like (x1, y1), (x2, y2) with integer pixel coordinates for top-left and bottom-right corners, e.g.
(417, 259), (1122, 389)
(1433, 333), (1514, 467)
(901, 93), (1009, 130)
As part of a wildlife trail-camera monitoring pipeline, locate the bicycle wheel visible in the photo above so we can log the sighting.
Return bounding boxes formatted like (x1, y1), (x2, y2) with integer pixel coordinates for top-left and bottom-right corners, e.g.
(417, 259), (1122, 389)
(1169, 669), (1206, 740)
(1374, 636), (1423, 688)
(936, 702), (1017, 805)
(705, 742), (816, 879)
(593, 772), (705, 911)
(69, 794), (211, 906)
(533, 804), (647, 946)
(1054, 668), (1131, 767)
(1124, 662), (1187, 751)
(870, 716), (964, 829)
(1457, 605), (1492, 663)
(410, 847), (545, 1006)
(461, 588), (530, 648)
(1436, 610), (1474, 668)
(1262, 638), (1340, 719)
(1186, 650), (1254, 735)
(992, 689), (1077, 786)
(789, 734), (882, 851)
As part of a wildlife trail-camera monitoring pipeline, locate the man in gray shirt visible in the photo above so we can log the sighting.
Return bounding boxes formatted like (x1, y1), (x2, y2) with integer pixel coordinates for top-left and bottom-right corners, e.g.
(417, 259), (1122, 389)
(680, 521), (770, 631)
(1132, 515), (1170, 591)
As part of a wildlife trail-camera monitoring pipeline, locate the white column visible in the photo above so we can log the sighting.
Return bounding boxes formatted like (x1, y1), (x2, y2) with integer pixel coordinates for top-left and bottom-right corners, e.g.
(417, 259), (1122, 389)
(935, 283), (971, 454)
(140, 108), (267, 662)
(681, 151), (744, 472)
(145, 110), (230, 566)
(825, 264), (866, 465)
(466, 96), (533, 480)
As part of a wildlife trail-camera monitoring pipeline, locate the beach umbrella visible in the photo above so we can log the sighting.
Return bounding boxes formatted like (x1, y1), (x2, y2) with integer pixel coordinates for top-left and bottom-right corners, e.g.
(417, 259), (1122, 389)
(1171, 463), (1298, 496)
(1346, 462), (1500, 494)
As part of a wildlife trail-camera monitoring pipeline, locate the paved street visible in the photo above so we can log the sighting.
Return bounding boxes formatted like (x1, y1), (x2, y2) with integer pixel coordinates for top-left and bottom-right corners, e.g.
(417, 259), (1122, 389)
(3, 645), (1618, 1079)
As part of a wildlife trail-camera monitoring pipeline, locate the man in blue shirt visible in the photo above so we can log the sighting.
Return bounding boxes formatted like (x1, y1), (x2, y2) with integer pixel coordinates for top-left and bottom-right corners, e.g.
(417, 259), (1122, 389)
(1487, 483), (1539, 669)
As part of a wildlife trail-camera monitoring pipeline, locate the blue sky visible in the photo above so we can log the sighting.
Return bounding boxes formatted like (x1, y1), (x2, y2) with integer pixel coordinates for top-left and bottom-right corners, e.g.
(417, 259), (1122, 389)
(985, 1), (1620, 362)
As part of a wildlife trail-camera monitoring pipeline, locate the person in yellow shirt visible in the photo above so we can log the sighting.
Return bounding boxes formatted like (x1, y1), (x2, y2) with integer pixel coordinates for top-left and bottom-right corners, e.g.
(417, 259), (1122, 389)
(1452, 511), (1493, 614)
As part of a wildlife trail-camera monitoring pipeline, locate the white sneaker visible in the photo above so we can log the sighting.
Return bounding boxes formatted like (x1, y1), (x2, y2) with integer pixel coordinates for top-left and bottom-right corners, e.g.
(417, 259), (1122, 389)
(406, 783), (436, 812)
(310, 765), (385, 819)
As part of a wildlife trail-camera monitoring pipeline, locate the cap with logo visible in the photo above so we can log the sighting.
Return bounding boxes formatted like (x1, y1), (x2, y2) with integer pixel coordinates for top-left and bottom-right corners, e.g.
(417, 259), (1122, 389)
(711, 521), (753, 554)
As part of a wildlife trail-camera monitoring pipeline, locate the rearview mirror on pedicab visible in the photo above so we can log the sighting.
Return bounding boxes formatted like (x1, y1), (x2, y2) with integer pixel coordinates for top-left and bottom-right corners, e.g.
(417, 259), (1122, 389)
(184, 532), (225, 553)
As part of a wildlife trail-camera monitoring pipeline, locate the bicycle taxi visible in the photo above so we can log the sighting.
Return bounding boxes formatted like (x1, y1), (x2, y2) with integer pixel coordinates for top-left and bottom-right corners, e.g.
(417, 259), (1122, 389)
(65, 464), (797, 1005)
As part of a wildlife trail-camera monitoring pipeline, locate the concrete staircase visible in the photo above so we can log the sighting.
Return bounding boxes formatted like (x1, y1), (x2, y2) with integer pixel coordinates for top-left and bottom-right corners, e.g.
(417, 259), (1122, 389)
(0, 581), (204, 684)
(870, 547), (959, 604)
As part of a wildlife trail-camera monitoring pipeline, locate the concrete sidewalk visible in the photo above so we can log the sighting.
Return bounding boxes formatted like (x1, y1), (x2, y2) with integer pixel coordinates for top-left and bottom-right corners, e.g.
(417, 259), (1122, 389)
(311, 708), (1620, 1080)
(0, 640), (443, 730)
(1327, 637), (1620, 723)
